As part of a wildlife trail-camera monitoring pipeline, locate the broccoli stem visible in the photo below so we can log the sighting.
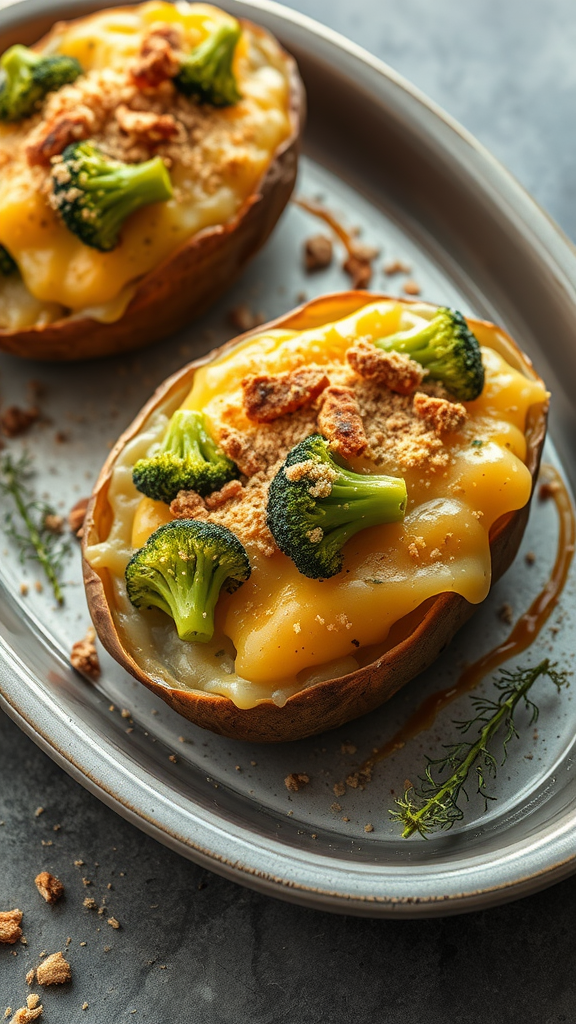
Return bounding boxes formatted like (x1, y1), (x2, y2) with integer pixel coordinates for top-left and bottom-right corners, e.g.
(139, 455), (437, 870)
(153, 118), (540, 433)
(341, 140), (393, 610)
(144, 547), (233, 642)
(377, 319), (443, 363)
(314, 472), (408, 549)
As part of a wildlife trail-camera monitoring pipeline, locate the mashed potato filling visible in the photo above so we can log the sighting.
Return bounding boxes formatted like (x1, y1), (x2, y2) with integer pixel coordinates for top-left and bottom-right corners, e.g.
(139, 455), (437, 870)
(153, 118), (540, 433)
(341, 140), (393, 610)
(85, 300), (548, 708)
(0, 1), (292, 326)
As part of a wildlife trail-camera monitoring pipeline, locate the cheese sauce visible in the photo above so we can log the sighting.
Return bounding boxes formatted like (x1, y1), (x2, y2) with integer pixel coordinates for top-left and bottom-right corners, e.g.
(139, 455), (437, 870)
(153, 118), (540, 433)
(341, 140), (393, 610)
(85, 300), (549, 708)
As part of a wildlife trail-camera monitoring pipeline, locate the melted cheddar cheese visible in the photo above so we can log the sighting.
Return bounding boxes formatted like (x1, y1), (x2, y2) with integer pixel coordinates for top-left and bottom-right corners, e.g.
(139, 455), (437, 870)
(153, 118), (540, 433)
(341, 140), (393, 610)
(0, 2), (292, 328)
(85, 300), (548, 709)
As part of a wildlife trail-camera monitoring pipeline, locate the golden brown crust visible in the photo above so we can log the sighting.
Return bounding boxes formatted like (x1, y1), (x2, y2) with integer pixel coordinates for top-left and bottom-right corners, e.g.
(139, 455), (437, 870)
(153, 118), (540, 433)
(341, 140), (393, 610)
(317, 384), (368, 458)
(347, 339), (424, 394)
(34, 872), (64, 904)
(242, 368), (329, 422)
(0, 909), (23, 944)
(412, 391), (468, 433)
(0, 17), (304, 362)
(82, 291), (548, 743)
(36, 951), (71, 986)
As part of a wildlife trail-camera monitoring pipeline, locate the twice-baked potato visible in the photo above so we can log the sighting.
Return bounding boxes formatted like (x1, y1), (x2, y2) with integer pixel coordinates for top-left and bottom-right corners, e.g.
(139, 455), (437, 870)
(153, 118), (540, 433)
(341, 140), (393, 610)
(83, 291), (548, 742)
(0, 1), (303, 360)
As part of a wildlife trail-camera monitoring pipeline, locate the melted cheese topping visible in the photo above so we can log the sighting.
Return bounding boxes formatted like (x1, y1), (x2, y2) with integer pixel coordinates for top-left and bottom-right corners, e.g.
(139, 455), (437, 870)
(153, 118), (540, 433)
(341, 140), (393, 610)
(0, 2), (292, 327)
(86, 300), (548, 708)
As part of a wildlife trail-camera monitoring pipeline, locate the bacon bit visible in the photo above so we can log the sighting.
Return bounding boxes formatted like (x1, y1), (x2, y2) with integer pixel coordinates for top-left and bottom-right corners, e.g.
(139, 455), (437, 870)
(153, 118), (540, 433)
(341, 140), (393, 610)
(346, 339), (425, 394)
(242, 368), (329, 423)
(343, 253), (372, 289)
(402, 279), (421, 296)
(170, 489), (207, 518)
(36, 951), (71, 986)
(130, 22), (182, 89)
(0, 406), (39, 438)
(284, 773), (310, 792)
(228, 304), (266, 333)
(413, 392), (467, 434)
(26, 108), (95, 166)
(204, 479), (244, 509)
(116, 104), (180, 142)
(317, 385), (368, 458)
(34, 872), (64, 905)
(68, 497), (89, 539)
(0, 909), (22, 944)
(70, 627), (100, 681)
(303, 234), (333, 272)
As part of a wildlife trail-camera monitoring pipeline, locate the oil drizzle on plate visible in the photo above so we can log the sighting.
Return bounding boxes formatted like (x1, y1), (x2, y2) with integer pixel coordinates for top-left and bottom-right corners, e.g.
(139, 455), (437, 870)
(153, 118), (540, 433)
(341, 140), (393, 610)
(293, 196), (358, 256)
(358, 465), (575, 778)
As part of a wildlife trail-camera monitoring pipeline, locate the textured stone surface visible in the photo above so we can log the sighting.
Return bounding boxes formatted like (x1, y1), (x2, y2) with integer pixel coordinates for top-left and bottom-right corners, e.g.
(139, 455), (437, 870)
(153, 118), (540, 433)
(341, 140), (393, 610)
(3, 0), (576, 1020)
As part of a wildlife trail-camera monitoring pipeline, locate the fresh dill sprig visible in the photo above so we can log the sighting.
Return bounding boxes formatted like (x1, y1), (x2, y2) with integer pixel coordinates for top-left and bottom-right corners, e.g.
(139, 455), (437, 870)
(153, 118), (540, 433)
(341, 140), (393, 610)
(0, 450), (70, 604)
(390, 659), (568, 839)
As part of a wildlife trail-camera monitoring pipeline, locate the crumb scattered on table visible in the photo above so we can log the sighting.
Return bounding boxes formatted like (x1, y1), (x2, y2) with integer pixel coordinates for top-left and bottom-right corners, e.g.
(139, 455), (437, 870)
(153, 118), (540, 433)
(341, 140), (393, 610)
(284, 773), (310, 793)
(0, 406), (39, 439)
(36, 951), (71, 986)
(70, 627), (100, 681)
(228, 304), (265, 333)
(383, 258), (411, 276)
(34, 872), (64, 905)
(402, 279), (421, 296)
(107, 917), (120, 930)
(0, 910), (23, 945)
(303, 234), (333, 272)
(498, 603), (514, 626)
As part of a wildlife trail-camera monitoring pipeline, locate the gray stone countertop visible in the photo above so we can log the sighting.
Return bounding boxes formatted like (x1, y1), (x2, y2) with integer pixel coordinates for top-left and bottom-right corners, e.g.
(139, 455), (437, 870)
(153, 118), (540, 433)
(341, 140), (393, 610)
(2, 0), (576, 1021)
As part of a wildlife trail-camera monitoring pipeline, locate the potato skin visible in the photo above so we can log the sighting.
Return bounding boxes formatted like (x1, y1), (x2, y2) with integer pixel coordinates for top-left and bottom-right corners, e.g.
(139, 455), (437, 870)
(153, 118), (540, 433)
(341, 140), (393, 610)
(0, 17), (304, 362)
(83, 292), (548, 742)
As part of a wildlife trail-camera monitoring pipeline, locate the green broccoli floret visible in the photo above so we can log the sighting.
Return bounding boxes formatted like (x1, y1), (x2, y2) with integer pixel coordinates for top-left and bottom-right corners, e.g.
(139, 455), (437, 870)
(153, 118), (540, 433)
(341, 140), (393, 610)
(375, 307), (485, 401)
(0, 245), (16, 276)
(267, 434), (407, 580)
(175, 22), (241, 106)
(51, 141), (173, 252)
(125, 519), (251, 643)
(0, 44), (82, 122)
(133, 409), (239, 504)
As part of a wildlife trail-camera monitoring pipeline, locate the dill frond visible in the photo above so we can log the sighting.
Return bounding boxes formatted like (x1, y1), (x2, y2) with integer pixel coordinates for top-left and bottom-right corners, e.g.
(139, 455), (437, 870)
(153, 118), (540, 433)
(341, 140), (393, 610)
(0, 450), (71, 604)
(390, 660), (568, 839)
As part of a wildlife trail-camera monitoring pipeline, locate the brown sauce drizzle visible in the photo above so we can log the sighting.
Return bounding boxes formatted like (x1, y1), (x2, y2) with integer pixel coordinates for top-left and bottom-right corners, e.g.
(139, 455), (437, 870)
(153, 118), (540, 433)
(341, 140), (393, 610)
(358, 464), (575, 777)
(293, 196), (358, 257)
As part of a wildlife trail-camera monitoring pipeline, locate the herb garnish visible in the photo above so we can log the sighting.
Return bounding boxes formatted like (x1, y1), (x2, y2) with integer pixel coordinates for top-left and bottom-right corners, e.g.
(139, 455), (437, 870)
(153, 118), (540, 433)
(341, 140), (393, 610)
(0, 451), (70, 603)
(390, 659), (568, 838)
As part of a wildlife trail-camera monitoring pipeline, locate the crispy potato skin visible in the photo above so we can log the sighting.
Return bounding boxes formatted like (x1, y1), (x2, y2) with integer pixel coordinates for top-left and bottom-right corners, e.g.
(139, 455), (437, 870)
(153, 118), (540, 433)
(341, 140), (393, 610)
(83, 292), (548, 742)
(0, 18), (304, 361)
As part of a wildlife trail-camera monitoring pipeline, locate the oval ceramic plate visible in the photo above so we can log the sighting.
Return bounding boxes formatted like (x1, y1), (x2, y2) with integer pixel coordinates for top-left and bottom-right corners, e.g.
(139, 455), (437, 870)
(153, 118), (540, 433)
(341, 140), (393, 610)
(1, 0), (576, 917)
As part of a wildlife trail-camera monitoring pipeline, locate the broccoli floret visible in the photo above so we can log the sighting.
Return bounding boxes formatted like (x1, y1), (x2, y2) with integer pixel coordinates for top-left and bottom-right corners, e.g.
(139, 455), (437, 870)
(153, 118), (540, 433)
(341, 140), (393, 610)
(0, 245), (16, 276)
(267, 434), (407, 579)
(51, 141), (173, 252)
(375, 307), (485, 401)
(0, 44), (81, 122)
(125, 519), (251, 643)
(175, 22), (241, 106)
(133, 409), (239, 504)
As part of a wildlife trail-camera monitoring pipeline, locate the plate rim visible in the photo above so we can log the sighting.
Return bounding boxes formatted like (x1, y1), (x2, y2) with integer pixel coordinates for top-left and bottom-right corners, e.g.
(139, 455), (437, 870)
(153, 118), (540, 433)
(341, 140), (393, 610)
(1, 0), (576, 917)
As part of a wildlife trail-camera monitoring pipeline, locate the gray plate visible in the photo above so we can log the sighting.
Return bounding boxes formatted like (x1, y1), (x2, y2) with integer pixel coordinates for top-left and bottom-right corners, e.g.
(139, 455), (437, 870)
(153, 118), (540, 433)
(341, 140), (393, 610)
(1, 0), (576, 918)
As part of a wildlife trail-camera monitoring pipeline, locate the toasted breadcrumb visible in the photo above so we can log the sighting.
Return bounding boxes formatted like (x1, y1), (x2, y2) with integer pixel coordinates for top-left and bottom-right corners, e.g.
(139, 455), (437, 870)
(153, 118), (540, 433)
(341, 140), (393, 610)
(170, 490), (206, 517)
(83, 897), (97, 910)
(242, 368), (329, 423)
(317, 385), (368, 458)
(43, 514), (64, 534)
(402, 279), (421, 296)
(364, 823), (374, 833)
(116, 104), (180, 143)
(413, 392), (467, 434)
(303, 234), (333, 272)
(36, 952), (71, 986)
(347, 339), (425, 395)
(0, 407), (39, 438)
(8, 1001), (43, 1024)
(70, 627), (100, 681)
(228, 305), (265, 333)
(34, 872), (64, 905)
(68, 497), (89, 539)
(343, 253), (372, 289)
(25, 1000), (38, 1012)
(525, 551), (536, 565)
(204, 479), (244, 510)
(498, 603), (514, 625)
(130, 22), (182, 89)
(25, 970), (35, 985)
(0, 910), (23, 945)
(284, 773), (310, 792)
(107, 917), (121, 930)
(26, 108), (95, 166)
(383, 258), (411, 275)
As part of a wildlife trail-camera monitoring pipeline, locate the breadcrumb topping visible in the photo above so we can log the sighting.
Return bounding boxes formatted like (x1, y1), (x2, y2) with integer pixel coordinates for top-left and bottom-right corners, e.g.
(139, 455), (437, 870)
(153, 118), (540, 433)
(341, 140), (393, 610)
(317, 385), (368, 458)
(347, 339), (425, 395)
(241, 368), (329, 422)
(413, 392), (468, 434)
(36, 951), (71, 986)
(0, 909), (23, 945)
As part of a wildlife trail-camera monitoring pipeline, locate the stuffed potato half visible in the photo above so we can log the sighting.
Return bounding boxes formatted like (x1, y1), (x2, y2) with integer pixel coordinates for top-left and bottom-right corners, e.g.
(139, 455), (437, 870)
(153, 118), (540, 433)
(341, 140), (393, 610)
(0, 2), (303, 360)
(83, 292), (548, 742)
